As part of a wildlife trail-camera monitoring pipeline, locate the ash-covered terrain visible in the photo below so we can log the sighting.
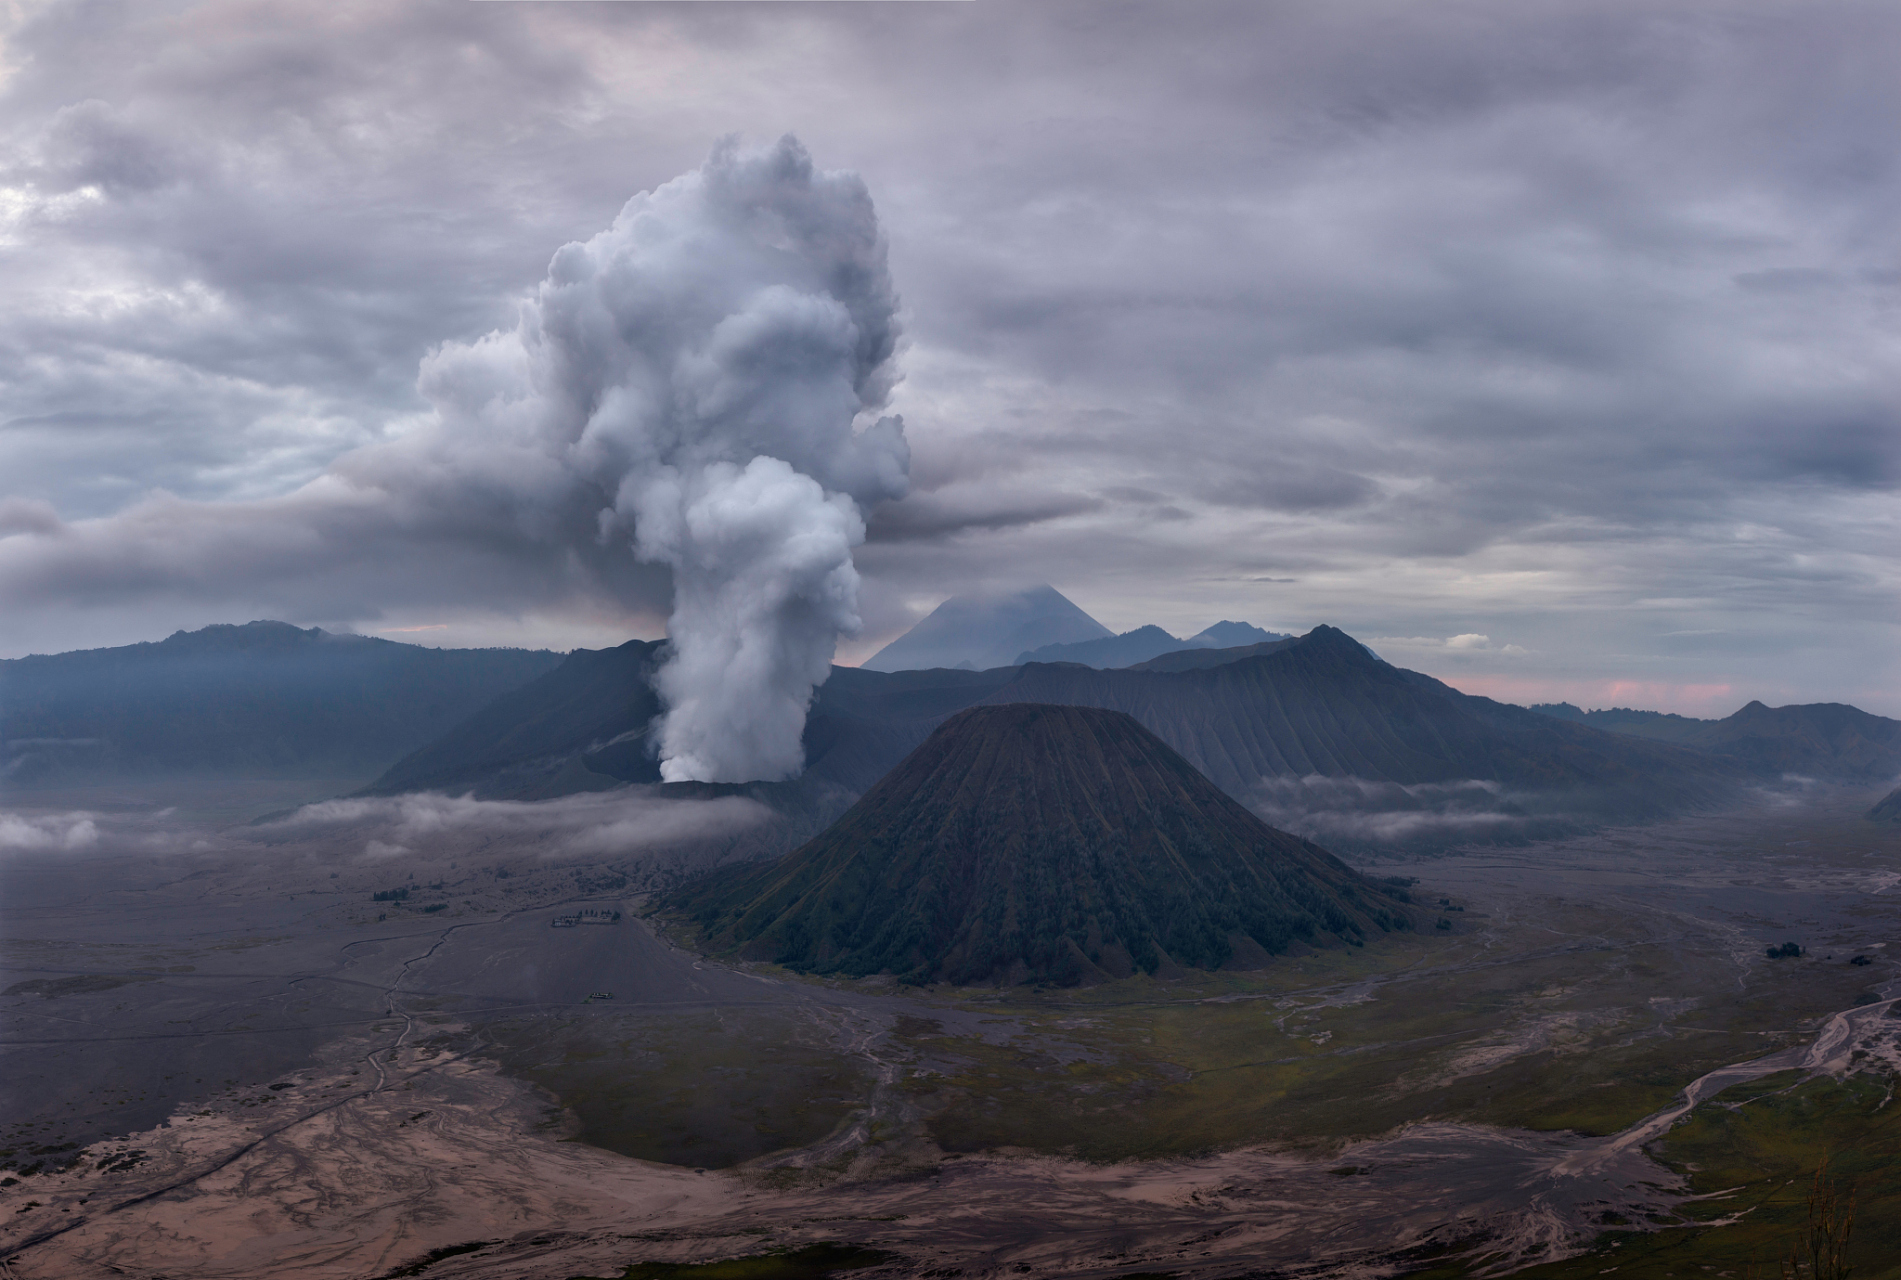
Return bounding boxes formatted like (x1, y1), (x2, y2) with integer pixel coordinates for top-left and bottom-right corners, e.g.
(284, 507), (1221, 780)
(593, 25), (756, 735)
(3, 770), (1898, 1278)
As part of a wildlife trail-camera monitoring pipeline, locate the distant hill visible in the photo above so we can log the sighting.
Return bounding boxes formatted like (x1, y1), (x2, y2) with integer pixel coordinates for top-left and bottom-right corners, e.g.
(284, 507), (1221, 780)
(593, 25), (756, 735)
(1870, 788), (1901, 823)
(1017, 621), (1289, 669)
(1017, 625), (1192, 669)
(1529, 700), (1901, 780)
(1188, 620), (1285, 648)
(0, 622), (563, 786)
(665, 704), (1412, 985)
(1687, 702), (1901, 779)
(1529, 703), (1711, 744)
(860, 585), (1111, 672)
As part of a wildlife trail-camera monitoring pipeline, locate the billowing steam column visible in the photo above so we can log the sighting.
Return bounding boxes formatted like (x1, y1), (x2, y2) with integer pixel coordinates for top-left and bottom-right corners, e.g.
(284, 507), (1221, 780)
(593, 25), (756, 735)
(423, 137), (909, 782)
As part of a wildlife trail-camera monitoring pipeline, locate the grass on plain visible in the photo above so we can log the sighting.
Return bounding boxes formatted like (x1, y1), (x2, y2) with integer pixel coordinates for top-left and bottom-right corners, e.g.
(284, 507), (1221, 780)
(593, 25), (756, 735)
(890, 906), (1877, 1161)
(1469, 1071), (1899, 1280)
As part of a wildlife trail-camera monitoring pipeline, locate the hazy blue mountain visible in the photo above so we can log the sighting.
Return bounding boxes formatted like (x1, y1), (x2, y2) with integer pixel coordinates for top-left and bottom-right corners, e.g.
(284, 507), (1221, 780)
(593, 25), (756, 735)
(860, 585), (1111, 672)
(1186, 620), (1286, 647)
(1529, 700), (1901, 779)
(1129, 637), (1301, 672)
(1017, 621), (1295, 669)
(1529, 703), (1710, 742)
(666, 703), (1411, 986)
(1017, 625), (1191, 669)
(1, 621), (563, 785)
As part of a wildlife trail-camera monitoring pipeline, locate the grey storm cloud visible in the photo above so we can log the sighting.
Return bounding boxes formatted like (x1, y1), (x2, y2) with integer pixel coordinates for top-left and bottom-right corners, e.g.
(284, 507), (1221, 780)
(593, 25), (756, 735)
(0, 0), (1897, 714)
(3, 133), (910, 782)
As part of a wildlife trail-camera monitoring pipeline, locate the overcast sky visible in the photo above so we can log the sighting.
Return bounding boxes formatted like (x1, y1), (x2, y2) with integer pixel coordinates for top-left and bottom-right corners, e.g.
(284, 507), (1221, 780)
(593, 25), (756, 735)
(1, 0), (1896, 715)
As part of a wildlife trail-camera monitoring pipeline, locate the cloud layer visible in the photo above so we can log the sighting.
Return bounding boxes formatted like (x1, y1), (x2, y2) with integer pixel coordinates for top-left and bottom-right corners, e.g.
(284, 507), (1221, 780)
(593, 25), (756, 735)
(1, 1), (1896, 714)
(259, 789), (774, 863)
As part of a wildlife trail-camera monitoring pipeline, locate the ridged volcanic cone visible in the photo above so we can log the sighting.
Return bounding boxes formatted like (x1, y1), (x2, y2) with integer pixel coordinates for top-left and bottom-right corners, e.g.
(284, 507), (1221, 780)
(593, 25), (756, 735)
(667, 703), (1412, 986)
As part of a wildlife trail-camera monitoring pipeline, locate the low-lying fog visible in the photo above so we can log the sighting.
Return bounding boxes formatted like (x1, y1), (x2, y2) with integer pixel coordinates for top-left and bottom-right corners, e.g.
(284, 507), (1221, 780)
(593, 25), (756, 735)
(1248, 771), (1843, 852)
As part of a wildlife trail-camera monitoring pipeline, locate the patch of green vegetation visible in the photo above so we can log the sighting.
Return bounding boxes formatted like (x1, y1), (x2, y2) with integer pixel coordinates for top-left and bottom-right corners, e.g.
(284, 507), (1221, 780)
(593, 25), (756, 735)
(891, 881), (1888, 1162)
(572, 1243), (894, 1280)
(1499, 1073), (1901, 1280)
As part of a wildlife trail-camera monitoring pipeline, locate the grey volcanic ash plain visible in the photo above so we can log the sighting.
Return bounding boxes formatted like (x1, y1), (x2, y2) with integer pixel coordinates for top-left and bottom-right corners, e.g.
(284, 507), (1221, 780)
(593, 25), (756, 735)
(3, 765), (1900, 1278)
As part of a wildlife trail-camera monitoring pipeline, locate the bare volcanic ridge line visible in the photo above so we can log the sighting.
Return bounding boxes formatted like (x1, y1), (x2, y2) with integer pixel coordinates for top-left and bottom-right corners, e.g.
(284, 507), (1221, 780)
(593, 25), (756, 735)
(665, 703), (1414, 987)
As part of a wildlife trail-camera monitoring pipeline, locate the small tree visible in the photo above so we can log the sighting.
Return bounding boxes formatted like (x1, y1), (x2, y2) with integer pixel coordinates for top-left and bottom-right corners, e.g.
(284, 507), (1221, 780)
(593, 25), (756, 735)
(1782, 1153), (1853, 1280)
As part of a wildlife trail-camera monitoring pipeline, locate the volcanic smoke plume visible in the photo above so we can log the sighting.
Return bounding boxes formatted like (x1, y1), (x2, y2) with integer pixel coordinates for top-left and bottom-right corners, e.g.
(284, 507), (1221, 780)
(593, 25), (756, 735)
(424, 137), (910, 782)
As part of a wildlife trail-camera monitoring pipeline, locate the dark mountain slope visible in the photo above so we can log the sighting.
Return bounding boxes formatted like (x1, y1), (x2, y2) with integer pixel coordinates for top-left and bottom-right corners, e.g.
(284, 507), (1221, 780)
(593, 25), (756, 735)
(1017, 622), (1292, 669)
(797, 665), (1025, 793)
(980, 627), (1731, 816)
(668, 704), (1411, 986)
(1131, 637), (1300, 672)
(362, 653), (1025, 802)
(362, 639), (667, 797)
(1869, 788), (1901, 823)
(1, 622), (562, 785)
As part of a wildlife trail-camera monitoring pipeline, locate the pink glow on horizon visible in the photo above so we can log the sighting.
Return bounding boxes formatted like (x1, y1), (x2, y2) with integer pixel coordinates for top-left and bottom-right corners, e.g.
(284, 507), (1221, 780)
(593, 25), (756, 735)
(1443, 673), (1743, 717)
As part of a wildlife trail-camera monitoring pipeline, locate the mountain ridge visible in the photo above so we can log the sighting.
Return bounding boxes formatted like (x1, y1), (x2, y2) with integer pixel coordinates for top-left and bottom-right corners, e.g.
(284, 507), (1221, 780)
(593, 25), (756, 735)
(1, 621), (563, 786)
(349, 625), (1864, 850)
(1530, 698), (1901, 780)
(1016, 621), (1287, 669)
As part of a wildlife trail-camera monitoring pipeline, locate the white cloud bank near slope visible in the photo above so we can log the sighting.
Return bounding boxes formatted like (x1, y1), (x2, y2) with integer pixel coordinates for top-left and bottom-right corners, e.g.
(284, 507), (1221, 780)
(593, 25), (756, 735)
(259, 789), (773, 863)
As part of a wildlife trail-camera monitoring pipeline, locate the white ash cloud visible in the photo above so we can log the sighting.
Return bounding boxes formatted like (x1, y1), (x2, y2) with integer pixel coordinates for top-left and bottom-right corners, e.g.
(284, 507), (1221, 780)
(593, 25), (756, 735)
(418, 135), (909, 781)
